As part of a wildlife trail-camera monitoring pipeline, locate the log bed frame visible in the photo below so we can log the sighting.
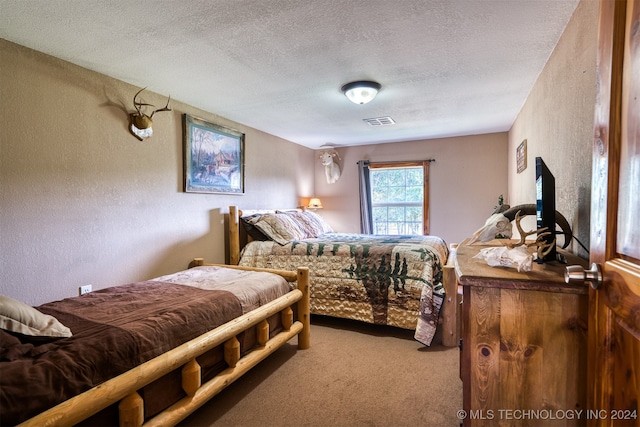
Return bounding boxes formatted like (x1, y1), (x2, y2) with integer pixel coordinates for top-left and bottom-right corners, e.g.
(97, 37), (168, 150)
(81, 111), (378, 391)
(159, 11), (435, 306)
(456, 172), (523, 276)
(227, 205), (459, 347)
(19, 262), (310, 427)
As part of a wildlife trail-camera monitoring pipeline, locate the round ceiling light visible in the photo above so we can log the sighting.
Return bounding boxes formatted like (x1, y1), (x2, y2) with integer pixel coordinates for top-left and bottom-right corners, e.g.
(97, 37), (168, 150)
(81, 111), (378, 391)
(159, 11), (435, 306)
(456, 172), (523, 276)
(341, 81), (381, 104)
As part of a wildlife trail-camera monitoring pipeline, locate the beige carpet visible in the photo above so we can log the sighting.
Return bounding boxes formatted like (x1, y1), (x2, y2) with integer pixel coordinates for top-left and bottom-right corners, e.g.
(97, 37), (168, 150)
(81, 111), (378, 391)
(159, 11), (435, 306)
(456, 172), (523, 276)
(178, 316), (463, 427)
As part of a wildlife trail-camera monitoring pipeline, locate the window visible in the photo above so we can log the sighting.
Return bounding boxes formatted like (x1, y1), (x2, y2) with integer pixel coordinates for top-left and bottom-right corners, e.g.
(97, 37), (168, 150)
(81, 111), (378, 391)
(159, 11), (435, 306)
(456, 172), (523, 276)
(369, 161), (430, 235)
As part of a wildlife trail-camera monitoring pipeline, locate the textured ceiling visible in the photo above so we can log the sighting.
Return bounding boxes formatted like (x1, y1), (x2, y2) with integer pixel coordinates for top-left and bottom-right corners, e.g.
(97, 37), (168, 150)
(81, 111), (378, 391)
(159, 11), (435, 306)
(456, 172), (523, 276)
(0, 0), (579, 149)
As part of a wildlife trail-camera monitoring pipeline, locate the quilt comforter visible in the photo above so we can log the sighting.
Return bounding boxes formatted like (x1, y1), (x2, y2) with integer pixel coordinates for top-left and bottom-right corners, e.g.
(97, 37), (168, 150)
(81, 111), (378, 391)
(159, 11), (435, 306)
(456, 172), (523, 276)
(0, 267), (290, 425)
(238, 233), (449, 345)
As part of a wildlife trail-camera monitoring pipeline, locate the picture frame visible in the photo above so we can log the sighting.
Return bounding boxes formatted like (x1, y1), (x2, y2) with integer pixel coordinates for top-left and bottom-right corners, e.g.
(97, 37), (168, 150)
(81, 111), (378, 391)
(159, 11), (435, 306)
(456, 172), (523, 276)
(517, 139), (527, 173)
(183, 114), (245, 194)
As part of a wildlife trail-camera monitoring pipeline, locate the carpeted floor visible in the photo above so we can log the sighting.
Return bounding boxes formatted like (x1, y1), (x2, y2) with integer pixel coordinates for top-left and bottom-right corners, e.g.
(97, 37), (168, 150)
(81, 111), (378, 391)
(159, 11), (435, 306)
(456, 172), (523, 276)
(179, 315), (463, 427)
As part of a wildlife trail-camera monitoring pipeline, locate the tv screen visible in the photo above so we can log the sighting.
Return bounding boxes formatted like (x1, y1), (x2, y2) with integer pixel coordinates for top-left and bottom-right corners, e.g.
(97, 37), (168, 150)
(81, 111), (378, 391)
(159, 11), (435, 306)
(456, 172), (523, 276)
(536, 157), (556, 262)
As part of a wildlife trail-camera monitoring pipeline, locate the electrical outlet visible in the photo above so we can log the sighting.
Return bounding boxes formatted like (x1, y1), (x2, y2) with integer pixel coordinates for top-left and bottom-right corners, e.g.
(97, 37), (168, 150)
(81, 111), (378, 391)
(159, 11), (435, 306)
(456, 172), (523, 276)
(79, 285), (92, 296)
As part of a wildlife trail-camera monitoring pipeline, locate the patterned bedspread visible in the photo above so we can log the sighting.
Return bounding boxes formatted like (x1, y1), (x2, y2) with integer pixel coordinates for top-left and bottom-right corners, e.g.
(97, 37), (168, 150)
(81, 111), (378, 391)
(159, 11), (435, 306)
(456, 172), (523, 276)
(238, 233), (449, 345)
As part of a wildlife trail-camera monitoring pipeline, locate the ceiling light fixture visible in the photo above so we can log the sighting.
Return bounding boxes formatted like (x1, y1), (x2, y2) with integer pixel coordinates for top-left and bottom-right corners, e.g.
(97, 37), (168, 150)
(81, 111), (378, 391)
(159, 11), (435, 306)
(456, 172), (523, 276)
(341, 81), (381, 104)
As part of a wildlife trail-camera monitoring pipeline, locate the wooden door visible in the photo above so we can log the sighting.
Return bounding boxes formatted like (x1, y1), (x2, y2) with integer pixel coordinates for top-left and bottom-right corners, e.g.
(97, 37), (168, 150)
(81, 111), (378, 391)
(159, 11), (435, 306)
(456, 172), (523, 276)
(589, 0), (640, 425)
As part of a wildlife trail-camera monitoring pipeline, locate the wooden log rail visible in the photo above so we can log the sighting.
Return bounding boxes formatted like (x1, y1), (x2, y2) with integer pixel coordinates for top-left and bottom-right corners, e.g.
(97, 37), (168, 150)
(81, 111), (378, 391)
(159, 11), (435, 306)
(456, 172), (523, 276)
(19, 265), (310, 427)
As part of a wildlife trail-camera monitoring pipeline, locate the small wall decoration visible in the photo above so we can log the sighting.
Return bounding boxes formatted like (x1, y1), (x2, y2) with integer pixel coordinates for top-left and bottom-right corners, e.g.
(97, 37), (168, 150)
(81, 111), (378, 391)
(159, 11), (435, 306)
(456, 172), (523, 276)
(183, 114), (244, 194)
(517, 139), (527, 173)
(319, 149), (341, 184)
(128, 87), (171, 141)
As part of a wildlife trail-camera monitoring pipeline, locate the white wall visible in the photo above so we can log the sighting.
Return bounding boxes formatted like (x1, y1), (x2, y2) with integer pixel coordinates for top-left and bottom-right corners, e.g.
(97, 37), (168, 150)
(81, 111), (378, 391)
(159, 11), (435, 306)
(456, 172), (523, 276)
(508, 0), (598, 258)
(311, 133), (509, 247)
(0, 40), (314, 305)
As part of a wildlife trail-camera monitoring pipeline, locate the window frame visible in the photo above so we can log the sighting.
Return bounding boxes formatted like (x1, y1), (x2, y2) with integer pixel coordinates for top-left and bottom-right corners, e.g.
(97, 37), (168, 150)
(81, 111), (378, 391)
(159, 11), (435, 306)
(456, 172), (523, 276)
(369, 160), (431, 235)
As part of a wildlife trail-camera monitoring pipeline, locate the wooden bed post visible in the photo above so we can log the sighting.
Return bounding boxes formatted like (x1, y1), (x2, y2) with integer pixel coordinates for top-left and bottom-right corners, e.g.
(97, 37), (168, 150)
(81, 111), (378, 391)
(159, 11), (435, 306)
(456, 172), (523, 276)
(256, 320), (270, 346)
(189, 257), (204, 268)
(281, 306), (293, 330)
(297, 267), (311, 350)
(441, 245), (459, 347)
(181, 359), (201, 397)
(119, 392), (144, 427)
(229, 206), (240, 265)
(224, 337), (241, 368)
(441, 265), (458, 347)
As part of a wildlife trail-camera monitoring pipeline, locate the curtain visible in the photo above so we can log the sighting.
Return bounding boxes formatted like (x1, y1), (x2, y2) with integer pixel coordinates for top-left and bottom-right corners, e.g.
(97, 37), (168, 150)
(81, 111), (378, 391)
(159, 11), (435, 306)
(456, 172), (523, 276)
(357, 160), (373, 234)
(422, 160), (431, 235)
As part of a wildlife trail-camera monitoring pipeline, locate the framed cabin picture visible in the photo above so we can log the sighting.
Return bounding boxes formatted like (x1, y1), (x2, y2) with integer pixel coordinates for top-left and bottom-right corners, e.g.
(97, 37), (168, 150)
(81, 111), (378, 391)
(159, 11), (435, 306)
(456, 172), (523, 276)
(183, 114), (245, 194)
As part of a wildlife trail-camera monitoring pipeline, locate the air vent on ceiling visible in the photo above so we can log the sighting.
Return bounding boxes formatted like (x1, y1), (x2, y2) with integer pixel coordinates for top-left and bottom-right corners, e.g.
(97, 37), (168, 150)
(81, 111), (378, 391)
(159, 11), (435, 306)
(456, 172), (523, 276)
(363, 116), (396, 127)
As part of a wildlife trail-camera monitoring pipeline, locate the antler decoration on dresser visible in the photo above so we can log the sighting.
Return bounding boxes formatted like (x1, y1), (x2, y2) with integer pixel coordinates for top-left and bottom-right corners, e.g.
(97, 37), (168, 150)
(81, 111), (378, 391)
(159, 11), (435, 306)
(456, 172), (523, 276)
(128, 87), (172, 141)
(507, 210), (556, 259)
(468, 203), (572, 249)
(501, 204), (572, 248)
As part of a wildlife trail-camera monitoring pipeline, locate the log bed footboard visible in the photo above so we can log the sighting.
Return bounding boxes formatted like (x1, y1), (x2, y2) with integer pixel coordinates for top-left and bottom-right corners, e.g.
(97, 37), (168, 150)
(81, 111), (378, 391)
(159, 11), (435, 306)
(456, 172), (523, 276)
(19, 263), (310, 427)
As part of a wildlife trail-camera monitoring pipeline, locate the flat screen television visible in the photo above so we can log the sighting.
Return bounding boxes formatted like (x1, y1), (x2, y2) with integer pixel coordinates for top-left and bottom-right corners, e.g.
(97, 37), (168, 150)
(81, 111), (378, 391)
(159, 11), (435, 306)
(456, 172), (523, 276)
(536, 157), (557, 262)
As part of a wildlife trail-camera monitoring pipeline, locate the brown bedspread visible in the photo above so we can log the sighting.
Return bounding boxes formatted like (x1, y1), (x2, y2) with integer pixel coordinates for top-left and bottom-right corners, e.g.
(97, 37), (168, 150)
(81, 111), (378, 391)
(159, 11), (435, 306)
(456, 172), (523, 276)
(0, 282), (243, 426)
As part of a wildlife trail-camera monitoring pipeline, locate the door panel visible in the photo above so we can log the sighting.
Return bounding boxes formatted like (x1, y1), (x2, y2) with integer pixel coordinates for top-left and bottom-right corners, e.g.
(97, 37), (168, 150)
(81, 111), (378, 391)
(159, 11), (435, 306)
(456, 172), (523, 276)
(590, 0), (640, 426)
(616, 0), (640, 259)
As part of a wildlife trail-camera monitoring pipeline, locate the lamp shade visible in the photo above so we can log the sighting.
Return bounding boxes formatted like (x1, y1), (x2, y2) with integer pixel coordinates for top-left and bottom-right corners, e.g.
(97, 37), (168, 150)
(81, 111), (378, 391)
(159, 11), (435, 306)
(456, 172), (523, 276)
(308, 198), (323, 209)
(341, 81), (381, 104)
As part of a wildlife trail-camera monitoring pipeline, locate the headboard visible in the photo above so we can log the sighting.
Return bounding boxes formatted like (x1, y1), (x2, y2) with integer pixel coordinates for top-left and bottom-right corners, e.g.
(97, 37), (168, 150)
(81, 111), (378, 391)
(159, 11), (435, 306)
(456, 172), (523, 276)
(228, 206), (302, 265)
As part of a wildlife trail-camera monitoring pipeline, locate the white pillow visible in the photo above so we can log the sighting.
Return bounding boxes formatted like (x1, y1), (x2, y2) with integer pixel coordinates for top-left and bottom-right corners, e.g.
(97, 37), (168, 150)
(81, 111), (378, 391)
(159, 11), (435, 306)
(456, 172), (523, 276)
(0, 294), (72, 338)
(253, 213), (307, 245)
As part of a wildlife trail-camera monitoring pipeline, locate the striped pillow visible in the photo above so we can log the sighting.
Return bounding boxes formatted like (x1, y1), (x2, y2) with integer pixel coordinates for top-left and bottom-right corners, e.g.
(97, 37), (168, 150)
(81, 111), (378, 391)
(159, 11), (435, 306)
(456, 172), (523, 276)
(253, 213), (306, 245)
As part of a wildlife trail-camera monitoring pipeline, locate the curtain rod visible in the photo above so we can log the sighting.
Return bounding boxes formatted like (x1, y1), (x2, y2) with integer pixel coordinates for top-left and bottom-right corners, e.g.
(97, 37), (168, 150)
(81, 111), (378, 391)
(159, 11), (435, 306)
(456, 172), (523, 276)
(358, 159), (435, 165)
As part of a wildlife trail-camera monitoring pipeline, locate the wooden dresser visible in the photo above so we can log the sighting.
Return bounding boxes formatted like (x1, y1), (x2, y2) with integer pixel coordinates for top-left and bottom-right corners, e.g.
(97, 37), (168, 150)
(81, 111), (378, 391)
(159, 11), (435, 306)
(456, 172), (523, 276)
(455, 240), (589, 427)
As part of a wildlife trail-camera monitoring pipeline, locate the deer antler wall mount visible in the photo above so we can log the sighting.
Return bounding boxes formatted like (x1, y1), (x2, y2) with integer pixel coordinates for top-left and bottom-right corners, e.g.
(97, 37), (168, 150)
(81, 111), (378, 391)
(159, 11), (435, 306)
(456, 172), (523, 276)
(128, 88), (172, 141)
